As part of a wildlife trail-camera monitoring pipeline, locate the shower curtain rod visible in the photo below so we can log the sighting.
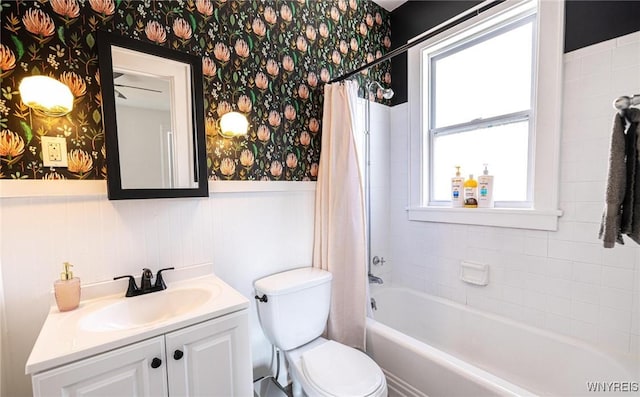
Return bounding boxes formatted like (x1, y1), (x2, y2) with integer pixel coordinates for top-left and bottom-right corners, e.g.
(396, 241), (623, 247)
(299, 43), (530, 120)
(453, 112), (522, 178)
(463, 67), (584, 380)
(614, 94), (640, 111)
(329, 0), (503, 85)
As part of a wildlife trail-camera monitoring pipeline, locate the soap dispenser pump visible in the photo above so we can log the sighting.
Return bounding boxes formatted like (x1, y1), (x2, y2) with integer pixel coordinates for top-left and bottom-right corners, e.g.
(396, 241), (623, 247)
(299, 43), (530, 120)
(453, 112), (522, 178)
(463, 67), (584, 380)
(451, 165), (465, 208)
(478, 164), (494, 208)
(54, 262), (80, 312)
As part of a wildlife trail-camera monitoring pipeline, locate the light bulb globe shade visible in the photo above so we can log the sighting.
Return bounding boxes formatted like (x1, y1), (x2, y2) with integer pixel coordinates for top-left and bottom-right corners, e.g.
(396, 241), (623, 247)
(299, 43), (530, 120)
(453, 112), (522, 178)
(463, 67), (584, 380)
(19, 76), (74, 117)
(219, 111), (249, 138)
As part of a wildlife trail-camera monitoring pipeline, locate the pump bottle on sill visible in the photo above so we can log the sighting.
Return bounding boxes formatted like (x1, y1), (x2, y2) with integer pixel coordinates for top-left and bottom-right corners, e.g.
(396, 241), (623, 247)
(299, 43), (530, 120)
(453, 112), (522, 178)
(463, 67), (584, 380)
(478, 164), (494, 208)
(463, 174), (478, 208)
(451, 165), (464, 208)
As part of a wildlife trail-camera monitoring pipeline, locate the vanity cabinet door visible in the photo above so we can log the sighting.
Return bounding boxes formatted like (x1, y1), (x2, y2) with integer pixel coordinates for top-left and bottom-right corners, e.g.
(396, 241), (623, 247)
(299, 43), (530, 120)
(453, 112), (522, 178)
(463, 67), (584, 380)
(31, 336), (169, 397)
(165, 310), (252, 397)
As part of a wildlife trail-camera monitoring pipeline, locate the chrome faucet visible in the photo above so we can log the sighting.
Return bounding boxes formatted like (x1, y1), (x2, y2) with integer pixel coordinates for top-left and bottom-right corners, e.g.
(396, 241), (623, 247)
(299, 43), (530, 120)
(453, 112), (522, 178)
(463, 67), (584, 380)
(368, 273), (384, 284)
(114, 267), (175, 297)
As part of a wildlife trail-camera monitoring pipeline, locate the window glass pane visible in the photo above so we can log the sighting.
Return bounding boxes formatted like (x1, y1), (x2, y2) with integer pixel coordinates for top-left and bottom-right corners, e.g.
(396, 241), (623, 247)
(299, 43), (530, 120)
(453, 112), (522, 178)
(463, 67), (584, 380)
(432, 21), (533, 128)
(431, 121), (529, 202)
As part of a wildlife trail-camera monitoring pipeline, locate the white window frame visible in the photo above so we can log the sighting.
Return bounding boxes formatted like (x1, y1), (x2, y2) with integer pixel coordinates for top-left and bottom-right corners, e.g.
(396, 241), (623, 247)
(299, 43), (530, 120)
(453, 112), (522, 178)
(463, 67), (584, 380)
(428, 13), (536, 207)
(407, 0), (564, 231)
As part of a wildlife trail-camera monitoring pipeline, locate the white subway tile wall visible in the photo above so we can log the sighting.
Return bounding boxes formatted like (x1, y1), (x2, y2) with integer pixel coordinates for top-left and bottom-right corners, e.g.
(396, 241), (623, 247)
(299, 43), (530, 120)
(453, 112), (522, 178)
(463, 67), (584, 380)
(388, 31), (640, 357)
(365, 100), (393, 285)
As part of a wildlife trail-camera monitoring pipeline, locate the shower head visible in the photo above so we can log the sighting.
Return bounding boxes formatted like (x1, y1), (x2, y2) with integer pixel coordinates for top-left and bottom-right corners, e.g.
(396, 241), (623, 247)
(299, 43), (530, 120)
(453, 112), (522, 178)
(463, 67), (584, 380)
(367, 81), (394, 99)
(381, 88), (394, 99)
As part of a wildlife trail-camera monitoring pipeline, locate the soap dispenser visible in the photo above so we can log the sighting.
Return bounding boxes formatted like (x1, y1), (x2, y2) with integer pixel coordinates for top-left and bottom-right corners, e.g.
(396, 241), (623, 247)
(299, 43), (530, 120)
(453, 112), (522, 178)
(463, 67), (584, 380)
(54, 262), (80, 312)
(478, 164), (494, 208)
(451, 165), (464, 208)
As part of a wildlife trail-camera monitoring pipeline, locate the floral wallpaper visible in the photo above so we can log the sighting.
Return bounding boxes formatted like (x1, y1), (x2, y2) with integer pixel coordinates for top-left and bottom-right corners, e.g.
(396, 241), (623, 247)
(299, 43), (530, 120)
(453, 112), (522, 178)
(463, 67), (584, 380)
(0, 0), (391, 181)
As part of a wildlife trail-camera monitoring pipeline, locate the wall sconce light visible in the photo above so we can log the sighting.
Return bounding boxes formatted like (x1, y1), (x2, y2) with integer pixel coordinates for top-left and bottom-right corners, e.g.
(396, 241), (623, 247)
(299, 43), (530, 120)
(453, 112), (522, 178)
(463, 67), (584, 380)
(19, 76), (73, 117)
(218, 111), (249, 138)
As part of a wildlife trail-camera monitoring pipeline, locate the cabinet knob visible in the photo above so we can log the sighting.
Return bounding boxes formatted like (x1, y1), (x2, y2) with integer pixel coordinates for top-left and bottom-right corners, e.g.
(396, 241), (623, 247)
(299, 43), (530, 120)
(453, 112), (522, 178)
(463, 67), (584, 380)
(173, 350), (184, 360)
(151, 357), (162, 369)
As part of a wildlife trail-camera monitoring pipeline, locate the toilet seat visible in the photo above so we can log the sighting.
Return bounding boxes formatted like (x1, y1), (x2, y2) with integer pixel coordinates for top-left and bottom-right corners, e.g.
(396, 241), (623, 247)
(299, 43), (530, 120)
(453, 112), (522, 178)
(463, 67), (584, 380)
(300, 340), (385, 397)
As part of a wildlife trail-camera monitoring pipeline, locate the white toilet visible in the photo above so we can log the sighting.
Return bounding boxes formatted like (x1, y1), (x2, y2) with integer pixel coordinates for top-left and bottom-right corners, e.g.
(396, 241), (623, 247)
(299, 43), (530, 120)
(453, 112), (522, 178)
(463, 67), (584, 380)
(254, 267), (387, 397)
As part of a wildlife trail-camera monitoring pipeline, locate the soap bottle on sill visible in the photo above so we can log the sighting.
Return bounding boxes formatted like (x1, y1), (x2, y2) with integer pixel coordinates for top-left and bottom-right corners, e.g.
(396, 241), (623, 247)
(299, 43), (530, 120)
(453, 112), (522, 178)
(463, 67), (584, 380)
(54, 262), (80, 312)
(478, 164), (494, 208)
(463, 174), (478, 208)
(451, 165), (464, 208)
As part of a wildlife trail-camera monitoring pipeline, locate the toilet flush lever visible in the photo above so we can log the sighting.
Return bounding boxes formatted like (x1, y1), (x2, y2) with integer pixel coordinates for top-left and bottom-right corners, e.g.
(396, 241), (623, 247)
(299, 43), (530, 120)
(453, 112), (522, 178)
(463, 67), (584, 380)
(254, 294), (268, 303)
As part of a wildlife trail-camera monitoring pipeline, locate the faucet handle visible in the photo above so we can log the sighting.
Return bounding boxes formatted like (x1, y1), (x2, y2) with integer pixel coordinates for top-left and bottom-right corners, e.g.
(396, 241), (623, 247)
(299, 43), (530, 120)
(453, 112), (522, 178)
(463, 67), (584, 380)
(140, 268), (154, 291)
(154, 267), (175, 290)
(372, 256), (386, 266)
(113, 275), (139, 297)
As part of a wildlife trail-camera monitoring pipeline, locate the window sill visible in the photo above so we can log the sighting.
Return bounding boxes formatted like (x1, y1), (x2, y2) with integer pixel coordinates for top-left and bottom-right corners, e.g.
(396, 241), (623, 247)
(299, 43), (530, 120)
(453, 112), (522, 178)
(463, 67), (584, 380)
(407, 206), (562, 231)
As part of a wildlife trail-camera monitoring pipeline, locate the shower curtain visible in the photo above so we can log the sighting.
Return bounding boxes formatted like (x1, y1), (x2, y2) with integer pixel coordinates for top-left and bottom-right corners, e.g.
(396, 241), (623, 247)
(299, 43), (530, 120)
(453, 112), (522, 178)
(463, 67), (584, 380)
(313, 81), (367, 350)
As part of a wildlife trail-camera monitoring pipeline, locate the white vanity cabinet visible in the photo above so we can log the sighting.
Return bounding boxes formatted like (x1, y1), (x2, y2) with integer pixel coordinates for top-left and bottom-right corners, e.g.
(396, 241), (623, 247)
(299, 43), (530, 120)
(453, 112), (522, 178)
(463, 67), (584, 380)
(32, 336), (168, 396)
(31, 311), (252, 397)
(166, 310), (251, 396)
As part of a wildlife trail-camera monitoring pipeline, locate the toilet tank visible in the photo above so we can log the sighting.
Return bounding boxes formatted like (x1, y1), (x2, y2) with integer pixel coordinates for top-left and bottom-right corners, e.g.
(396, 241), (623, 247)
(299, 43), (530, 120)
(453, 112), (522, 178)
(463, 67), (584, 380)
(254, 267), (332, 351)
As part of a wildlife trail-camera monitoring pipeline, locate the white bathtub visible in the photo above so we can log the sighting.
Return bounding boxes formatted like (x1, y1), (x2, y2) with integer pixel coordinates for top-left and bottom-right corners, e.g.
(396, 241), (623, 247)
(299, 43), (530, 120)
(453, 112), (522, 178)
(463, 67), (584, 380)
(366, 287), (638, 397)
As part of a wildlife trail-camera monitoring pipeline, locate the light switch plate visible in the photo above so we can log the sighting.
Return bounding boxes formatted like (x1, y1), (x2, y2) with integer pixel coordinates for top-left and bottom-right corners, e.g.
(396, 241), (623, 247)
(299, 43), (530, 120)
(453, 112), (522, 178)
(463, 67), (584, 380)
(41, 136), (68, 167)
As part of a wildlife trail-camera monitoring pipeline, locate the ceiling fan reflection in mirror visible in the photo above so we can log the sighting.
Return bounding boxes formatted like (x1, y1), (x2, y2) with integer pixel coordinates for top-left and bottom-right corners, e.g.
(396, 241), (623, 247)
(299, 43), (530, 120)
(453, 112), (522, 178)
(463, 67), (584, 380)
(113, 72), (162, 99)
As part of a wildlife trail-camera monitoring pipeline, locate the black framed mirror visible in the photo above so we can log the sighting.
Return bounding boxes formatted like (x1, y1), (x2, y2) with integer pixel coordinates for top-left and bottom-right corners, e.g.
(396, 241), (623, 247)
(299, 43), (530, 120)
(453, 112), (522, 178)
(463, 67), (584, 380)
(97, 30), (208, 200)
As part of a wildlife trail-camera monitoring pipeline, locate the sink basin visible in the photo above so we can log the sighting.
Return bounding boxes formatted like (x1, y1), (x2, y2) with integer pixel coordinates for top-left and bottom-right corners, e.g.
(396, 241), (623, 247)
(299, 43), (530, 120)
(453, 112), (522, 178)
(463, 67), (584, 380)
(26, 268), (251, 376)
(79, 286), (219, 332)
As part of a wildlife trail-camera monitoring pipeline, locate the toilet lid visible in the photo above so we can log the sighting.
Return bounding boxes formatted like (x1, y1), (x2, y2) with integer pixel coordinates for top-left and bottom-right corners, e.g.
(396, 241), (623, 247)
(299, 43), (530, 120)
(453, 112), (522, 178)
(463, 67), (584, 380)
(301, 341), (383, 397)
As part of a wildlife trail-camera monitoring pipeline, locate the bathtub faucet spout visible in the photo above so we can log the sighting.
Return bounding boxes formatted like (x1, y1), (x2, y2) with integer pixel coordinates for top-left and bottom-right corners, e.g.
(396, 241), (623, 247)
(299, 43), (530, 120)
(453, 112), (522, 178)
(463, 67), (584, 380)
(368, 273), (384, 284)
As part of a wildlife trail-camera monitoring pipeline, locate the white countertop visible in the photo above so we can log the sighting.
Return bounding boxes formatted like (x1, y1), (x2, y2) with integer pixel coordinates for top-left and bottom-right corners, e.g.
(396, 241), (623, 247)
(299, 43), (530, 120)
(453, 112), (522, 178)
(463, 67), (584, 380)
(26, 265), (249, 374)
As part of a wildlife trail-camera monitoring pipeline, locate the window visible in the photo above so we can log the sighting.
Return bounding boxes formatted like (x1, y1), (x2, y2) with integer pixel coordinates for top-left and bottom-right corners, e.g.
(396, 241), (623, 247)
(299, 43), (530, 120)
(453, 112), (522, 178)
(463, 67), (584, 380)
(407, 0), (564, 230)
(430, 16), (534, 205)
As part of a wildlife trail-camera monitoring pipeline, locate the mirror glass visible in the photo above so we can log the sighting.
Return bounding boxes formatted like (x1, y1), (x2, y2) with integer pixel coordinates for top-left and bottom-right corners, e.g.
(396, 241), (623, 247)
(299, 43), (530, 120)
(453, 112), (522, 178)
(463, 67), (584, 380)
(112, 47), (195, 189)
(98, 31), (207, 200)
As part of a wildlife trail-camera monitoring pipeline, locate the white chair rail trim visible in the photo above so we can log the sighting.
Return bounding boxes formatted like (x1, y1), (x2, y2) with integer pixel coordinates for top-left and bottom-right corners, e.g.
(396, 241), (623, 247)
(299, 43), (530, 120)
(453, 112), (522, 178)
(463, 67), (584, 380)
(0, 180), (316, 198)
